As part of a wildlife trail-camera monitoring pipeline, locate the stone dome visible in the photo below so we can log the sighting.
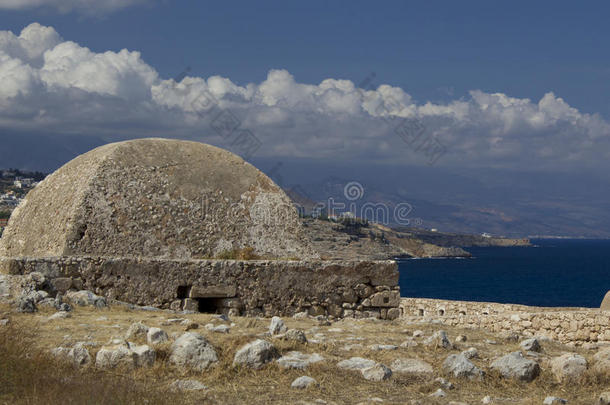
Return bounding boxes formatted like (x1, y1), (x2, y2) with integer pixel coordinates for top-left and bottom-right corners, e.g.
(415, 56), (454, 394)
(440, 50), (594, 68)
(0, 138), (316, 260)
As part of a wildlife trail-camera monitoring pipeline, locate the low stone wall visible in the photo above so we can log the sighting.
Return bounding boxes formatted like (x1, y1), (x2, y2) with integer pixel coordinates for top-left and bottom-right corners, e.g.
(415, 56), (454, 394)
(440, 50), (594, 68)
(0, 256), (399, 319)
(400, 297), (610, 345)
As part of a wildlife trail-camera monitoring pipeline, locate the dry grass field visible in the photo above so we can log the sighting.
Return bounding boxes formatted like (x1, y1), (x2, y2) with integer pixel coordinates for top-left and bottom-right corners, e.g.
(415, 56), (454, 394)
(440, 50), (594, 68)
(0, 303), (608, 405)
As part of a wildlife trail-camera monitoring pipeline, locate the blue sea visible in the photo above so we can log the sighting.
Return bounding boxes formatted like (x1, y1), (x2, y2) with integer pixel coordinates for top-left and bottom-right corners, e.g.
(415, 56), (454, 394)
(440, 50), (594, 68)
(398, 239), (610, 308)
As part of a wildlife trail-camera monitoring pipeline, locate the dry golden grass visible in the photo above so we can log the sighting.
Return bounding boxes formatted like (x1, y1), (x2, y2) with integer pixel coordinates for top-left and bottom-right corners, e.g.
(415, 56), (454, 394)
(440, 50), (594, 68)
(0, 322), (184, 404)
(0, 304), (608, 405)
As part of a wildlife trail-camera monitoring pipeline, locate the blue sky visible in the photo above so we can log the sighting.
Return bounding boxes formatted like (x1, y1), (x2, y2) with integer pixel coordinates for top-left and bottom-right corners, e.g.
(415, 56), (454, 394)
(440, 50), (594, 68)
(0, 0), (609, 172)
(2, 0), (610, 116)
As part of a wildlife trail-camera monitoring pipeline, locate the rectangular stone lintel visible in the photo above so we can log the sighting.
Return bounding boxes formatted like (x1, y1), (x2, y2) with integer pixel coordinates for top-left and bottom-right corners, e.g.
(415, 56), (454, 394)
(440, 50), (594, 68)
(189, 285), (236, 298)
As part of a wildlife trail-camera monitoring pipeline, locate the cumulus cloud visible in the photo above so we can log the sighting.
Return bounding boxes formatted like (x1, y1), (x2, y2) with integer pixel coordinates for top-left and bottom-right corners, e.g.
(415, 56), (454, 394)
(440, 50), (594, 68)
(0, 0), (150, 15)
(1, 23), (610, 169)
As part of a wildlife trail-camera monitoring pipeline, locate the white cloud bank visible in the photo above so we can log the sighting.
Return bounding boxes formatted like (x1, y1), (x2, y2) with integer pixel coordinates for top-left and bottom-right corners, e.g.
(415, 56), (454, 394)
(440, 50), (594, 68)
(0, 0), (149, 15)
(1, 23), (609, 168)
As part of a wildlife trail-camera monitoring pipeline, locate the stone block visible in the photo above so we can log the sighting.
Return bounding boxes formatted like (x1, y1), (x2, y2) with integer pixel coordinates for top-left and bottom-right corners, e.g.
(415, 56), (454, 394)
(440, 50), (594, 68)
(387, 307), (401, 320)
(51, 277), (72, 293)
(183, 298), (198, 311)
(354, 283), (373, 298)
(189, 285), (236, 298)
(369, 290), (400, 307)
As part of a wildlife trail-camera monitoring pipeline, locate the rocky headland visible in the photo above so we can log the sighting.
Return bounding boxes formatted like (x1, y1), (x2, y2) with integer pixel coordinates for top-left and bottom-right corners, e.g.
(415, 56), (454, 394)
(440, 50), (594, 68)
(301, 217), (531, 260)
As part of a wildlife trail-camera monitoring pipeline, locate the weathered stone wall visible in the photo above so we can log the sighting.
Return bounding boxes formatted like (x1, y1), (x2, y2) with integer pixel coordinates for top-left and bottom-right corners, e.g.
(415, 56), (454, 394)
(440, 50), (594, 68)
(0, 257), (399, 319)
(400, 297), (610, 345)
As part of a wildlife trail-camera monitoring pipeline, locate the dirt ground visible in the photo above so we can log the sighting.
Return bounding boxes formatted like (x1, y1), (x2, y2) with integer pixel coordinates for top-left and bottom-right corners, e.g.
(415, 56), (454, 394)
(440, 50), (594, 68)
(0, 303), (608, 405)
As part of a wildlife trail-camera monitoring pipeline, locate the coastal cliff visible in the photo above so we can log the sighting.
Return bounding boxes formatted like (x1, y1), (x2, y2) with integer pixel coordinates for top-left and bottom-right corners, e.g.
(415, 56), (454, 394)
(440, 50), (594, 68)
(301, 218), (471, 259)
(391, 225), (532, 248)
(302, 218), (531, 260)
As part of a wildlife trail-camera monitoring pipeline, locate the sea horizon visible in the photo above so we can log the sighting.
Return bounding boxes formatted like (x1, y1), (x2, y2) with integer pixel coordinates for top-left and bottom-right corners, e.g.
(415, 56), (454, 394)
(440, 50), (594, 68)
(398, 238), (610, 308)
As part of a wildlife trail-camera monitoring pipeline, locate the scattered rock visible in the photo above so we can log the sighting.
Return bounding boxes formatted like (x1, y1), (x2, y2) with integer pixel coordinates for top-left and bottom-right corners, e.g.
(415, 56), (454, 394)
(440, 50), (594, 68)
(48, 311), (71, 320)
(429, 388), (446, 398)
(205, 323), (230, 333)
(285, 329), (308, 343)
(462, 347), (479, 359)
(95, 343), (137, 369)
(520, 338), (541, 352)
(16, 295), (37, 313)
(412, 330), (424, 338)
(170, 379), (208, 392)
(65, 290), (107, 308)
(291, 376), (318, 389)
(37, 298), (56, 308)
(51, 342), (91, 368)
(550, 353), (587, 382)
(599, 392), (610, 405)
(443, 353), (484, 380)
(269, 316), (287, 335)
(390, 358), (434, 376)
(369, 344), (398, 351)
(130, 343), (156, 368)
(162, 318), (185, 325)
(170, 333), (218, 371)
(456, 335), (467, 343)
(26, 290), (48, 303)
(278, 352), (324, 369)
(361, 363), (392, 381)
(543, 397), (567, 405)
(425, 330), (452, 349)
(125, 322), (149, 341)
(337, 357), (377, 370)
(233, 339), (279, 369)
(490, 351), (540, 382)
(50, 277), (72, 294)
(147, 327), (169, 345)
(593, 347), (610, 373)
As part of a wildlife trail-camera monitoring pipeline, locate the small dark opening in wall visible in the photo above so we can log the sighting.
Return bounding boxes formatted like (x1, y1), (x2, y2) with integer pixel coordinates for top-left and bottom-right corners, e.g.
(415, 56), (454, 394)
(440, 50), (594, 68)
(418, 309), (425, 316)
(459, 310), (466, 315)
(197, 298), (221, 313)
(77, 224), (87, 240)
(438, 309), (445, 316)
(177, 285), (190, 299)
(383, 297), (389, 304)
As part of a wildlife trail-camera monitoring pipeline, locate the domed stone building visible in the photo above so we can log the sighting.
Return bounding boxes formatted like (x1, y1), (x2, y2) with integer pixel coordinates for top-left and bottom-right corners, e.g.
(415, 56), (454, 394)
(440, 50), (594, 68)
(0, 138), (315, 260)
(0, 139), (399, 318)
